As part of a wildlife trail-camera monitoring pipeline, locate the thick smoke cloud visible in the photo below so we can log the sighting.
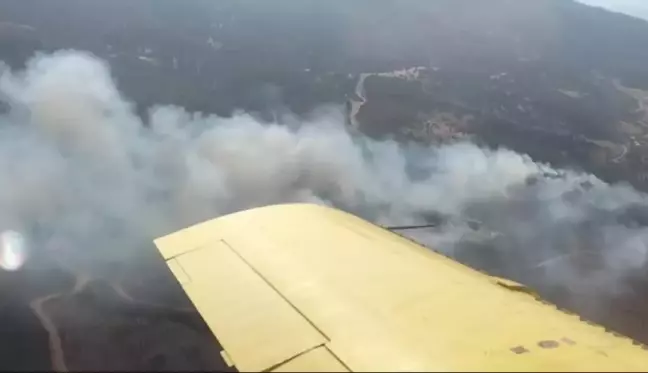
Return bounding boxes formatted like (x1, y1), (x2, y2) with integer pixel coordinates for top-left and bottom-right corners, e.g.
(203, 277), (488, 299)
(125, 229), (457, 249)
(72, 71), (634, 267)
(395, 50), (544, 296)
(2, 50), (648, 318)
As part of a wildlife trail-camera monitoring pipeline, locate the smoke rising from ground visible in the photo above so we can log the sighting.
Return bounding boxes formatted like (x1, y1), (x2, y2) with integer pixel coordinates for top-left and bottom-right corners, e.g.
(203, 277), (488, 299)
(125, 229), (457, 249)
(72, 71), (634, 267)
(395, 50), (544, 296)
(2, 50), (648, 317)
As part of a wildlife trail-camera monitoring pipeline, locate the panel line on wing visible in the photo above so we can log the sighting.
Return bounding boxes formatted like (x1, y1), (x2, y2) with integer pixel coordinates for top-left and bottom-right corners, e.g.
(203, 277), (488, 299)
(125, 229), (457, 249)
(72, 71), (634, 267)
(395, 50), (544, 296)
(220, 239), (332, 342)
(323, 345), (352, 372)
(169, 238), (329, 371)
(263, 343), (326, 372)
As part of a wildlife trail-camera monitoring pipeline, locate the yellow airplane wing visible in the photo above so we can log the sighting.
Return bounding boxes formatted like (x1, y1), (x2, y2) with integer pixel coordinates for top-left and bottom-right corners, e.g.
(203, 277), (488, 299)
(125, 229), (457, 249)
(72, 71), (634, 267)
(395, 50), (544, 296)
(154, 203), (648, 372)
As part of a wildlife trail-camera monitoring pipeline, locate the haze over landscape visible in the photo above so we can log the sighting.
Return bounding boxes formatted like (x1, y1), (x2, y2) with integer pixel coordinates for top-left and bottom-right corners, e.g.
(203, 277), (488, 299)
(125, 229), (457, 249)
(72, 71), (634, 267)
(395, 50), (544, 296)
(4, 0), (648, 371)
(577, 0), (648, 21)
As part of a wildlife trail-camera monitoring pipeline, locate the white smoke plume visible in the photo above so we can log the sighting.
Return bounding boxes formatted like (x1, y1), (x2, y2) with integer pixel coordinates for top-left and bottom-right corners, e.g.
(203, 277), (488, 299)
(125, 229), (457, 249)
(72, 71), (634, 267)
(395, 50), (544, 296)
(2, 50), (648, 322)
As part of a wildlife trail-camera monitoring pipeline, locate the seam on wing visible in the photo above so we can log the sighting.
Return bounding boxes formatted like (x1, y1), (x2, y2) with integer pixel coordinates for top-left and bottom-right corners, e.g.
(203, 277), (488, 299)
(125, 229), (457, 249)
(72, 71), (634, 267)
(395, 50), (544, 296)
(219, 238), (332, 342)
(323, 345), (352, 372)
(262, 343), (326, 372)
(163, 244), (205, 262)
(167, 258), (192, 285)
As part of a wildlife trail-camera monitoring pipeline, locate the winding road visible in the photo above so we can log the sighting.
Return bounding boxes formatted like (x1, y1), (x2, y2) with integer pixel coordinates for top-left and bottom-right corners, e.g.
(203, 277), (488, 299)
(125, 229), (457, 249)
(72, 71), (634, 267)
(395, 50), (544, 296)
(25, 253), (199, 372)
(349, 73), (370, 129)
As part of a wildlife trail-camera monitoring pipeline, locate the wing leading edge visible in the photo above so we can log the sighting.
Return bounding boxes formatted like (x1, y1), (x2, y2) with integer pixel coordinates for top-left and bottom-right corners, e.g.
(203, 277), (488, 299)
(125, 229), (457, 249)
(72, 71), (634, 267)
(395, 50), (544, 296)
(154, 203), (648, 372)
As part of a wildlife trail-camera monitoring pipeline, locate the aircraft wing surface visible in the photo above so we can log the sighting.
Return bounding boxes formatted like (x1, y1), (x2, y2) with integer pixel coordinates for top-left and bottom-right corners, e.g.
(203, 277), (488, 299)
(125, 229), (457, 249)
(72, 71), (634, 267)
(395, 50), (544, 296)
(154, 203), (648, 372)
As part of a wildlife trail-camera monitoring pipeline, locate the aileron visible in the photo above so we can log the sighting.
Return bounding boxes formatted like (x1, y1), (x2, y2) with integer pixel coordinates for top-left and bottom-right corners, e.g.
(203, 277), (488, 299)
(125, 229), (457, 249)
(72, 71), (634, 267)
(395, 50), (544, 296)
(171, 239), (327, 372)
